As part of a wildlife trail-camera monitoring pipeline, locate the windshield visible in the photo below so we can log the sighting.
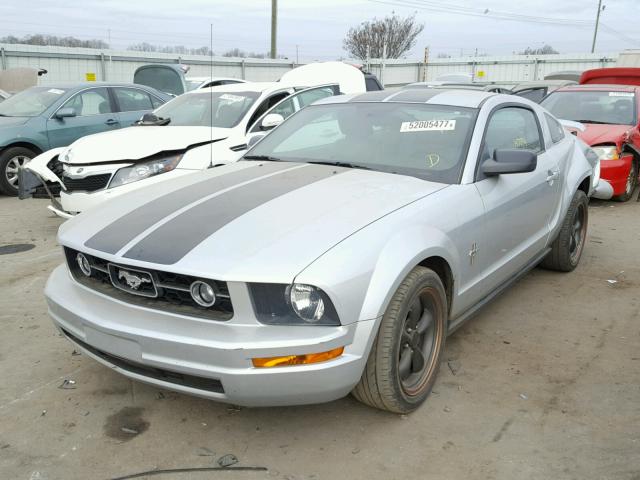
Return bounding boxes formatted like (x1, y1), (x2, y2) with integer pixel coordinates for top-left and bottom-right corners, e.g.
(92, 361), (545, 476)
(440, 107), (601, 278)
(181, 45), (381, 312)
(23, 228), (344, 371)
(0, 86), (68, 117)
(246, 102), (477, 184)
(152, 91), (260, 127)
(541, 90), (637, 125)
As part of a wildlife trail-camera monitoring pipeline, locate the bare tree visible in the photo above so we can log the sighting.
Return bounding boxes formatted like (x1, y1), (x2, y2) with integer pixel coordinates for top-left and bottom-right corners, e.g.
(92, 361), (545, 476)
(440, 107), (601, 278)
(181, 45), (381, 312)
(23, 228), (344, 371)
(0, 34), (108, 49)
(222, 48), (267, 59)
(343, 14), (424, 59)
(519, 45), (559, 55)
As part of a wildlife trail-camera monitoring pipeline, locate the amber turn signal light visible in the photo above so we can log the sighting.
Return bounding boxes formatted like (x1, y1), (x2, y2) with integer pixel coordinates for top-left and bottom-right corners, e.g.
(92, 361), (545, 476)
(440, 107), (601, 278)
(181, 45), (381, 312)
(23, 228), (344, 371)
(252, 347), (344, 368)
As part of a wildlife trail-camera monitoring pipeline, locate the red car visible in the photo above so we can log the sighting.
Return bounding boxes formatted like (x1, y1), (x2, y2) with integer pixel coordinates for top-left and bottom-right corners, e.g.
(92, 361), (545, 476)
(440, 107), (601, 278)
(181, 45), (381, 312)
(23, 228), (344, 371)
(541, 68), (640, 201)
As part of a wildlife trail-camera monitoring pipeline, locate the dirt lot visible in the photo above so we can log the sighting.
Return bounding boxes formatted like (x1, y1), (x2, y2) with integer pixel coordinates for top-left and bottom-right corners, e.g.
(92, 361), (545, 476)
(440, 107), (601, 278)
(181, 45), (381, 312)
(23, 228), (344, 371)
(0, 196), (639, 480)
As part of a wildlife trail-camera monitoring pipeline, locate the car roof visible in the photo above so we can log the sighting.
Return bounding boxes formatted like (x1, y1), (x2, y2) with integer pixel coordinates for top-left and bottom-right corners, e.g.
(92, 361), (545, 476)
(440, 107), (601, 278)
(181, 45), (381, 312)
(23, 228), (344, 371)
(192, 82), (282, 94)
(34, 82), (159, 90)
(553, 84), (639, 93)
(317, 88), (496, 108)
(511, 80), (577, 90)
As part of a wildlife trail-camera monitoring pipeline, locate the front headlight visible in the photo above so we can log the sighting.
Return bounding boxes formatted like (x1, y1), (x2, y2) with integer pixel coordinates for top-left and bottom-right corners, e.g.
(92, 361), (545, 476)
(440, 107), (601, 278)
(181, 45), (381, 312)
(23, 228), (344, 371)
(109, 153), (183, 188)
(249, 283), (340, 326)
(592, 146), (619, 161)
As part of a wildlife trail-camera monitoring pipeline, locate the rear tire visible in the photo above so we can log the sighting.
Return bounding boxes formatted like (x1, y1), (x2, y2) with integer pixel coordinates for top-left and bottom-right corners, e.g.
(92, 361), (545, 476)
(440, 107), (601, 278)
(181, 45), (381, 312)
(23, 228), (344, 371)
(0, 146), (37, 196)
(613, 159), (637, 202)
(352, 266), (447, 413)
(541, 189), (588, 272)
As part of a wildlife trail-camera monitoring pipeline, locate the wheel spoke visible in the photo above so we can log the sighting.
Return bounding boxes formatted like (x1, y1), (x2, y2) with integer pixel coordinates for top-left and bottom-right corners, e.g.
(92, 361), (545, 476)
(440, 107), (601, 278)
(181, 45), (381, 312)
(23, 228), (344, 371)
(415, 310), (433, 335)
(398, 346), (412, 380)
(411, 346), (426, 373)
(406, 297), (422, 327)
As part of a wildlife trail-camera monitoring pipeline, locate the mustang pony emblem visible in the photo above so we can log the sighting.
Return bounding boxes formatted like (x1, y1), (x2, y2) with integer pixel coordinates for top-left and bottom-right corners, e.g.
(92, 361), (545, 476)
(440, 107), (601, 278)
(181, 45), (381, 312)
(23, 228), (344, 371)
(118, 269), (151, 290)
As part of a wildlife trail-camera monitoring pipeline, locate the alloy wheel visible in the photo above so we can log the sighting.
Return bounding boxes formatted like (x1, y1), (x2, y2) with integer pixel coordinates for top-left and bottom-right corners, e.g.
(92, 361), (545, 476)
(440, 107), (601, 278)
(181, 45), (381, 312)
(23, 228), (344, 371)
(569, 202), (586, 263)
(5, 155), (28, 187)
(398, 288), (442, 396)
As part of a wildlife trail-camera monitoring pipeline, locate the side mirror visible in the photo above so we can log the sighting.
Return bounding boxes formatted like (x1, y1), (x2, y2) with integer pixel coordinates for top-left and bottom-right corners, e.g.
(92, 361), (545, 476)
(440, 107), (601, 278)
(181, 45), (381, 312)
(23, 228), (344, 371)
(247, 133), (266, 148)
(260, 113), (284, 131)
(482, 149), (537, 176)
(54, 107), (76, 119)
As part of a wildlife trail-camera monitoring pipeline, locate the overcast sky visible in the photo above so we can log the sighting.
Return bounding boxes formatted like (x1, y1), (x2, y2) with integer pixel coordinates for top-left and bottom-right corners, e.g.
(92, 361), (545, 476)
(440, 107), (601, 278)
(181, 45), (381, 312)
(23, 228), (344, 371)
(1, 0), (639, 60)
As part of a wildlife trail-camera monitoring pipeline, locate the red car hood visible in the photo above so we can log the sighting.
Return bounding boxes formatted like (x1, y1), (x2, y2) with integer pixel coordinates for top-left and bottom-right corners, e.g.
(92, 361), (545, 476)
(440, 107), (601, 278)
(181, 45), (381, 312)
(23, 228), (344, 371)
(577, 123), (630, 146)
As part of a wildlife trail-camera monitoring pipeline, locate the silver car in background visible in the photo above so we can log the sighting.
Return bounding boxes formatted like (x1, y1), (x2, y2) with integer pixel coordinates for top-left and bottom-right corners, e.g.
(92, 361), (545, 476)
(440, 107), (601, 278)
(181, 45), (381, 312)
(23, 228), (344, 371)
(45, 89), (596, 413)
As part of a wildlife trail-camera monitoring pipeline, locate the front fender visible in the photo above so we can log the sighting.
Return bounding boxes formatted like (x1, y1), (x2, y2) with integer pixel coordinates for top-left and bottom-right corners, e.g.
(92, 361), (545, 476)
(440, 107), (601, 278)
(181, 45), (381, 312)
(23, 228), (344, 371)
(294, 201), (460, 325)
(23, 147), (66, 185)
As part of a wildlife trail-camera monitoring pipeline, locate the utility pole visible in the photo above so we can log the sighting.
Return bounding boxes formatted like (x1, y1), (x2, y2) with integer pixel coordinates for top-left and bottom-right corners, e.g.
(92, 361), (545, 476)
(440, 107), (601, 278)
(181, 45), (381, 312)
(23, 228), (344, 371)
(270, 0), (277, 59)
(591, 0), (603, 53)
(381, 40), (387, 87)
(422, 46), (429, 82)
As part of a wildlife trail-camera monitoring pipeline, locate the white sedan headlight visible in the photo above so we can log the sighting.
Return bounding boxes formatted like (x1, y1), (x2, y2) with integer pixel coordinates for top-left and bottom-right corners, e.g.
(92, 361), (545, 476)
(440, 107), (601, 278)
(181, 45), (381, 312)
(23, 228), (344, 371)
(592, 146), (619, 161)
(109, 153), (183, 188)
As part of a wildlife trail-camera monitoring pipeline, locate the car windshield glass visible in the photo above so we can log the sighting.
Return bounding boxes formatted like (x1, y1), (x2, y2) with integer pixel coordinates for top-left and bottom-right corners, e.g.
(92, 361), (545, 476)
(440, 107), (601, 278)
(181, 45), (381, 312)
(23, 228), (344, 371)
(245, 102), (477, 184)
(0, 86), (68, 117)
(541, 90), (637, 125)
(153, 91), (260, 127)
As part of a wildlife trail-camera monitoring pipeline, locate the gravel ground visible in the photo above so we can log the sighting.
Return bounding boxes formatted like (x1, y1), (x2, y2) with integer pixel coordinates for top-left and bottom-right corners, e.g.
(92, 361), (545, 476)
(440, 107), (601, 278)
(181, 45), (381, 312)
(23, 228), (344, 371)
(0, 196), (639, 480)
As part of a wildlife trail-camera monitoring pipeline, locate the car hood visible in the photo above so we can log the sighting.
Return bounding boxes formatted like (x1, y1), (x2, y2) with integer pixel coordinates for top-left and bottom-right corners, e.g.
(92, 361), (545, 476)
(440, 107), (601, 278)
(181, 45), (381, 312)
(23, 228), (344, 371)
(59, 161), (447, 282)
(61, 126), (232, 164)
(0, 116), (30, 128)
(577, 123), (630, 146)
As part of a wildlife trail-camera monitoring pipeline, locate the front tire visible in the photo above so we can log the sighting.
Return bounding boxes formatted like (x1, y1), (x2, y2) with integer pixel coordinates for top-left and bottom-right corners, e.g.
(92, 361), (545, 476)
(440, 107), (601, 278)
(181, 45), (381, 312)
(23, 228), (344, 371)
(352, 266), (447, 413)
(0, 146), (37, 196)
(541, 189), (588, 272)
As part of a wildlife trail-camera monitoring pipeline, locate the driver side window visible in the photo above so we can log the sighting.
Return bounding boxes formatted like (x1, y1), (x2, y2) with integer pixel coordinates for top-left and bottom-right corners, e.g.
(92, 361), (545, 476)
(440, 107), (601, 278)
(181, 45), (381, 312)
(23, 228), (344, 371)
(482, 107), (542, 162)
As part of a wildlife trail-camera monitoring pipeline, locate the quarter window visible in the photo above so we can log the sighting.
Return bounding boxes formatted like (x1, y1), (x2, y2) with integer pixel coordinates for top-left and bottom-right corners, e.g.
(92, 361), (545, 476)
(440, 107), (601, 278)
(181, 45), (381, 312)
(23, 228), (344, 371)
(115, 88), (154, 112)
(482, 107), (543, 162)
(545, 113), (565, 144)
(63, 88), (112, 116)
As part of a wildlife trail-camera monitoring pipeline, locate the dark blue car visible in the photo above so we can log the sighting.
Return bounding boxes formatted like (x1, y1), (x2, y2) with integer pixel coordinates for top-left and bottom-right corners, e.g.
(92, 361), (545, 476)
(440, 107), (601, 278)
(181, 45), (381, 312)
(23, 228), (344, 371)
(0, 82), (170, 195)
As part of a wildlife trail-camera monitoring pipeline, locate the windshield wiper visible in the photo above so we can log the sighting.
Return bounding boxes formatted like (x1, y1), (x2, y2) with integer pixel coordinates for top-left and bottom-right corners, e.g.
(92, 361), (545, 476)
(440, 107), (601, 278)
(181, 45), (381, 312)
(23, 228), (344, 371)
(243, 155), (282, 161)
(575, 119), (613, 125)
(306, 160), (372, 170)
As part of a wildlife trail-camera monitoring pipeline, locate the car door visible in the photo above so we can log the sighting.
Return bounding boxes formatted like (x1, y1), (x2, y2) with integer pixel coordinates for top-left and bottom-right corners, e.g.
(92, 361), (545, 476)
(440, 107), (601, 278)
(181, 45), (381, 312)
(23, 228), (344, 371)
(46, 87), (120, 148)
(247, 85), (339, 136)
(474, 105), (560, 292)
(112, 87), (162, 126)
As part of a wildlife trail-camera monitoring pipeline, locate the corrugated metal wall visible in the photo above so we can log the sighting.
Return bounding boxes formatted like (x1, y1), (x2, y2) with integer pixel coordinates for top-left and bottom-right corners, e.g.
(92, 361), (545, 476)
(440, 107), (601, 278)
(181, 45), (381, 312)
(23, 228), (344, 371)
(0, 43), (621, 87)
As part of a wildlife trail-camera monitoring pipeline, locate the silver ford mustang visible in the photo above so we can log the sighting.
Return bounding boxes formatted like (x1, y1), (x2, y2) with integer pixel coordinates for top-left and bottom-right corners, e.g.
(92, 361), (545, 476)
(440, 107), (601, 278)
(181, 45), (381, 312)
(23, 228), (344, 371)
(45, 89), (596, 413)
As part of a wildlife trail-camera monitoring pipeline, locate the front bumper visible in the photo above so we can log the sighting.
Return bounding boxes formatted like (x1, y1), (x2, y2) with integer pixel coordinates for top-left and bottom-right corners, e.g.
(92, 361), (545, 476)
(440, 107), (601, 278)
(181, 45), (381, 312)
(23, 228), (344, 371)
(58, 168), (194, 217)
(592, 178), (614, 200)
(45, 265), (375, 406)
(600, 155), (633, 197)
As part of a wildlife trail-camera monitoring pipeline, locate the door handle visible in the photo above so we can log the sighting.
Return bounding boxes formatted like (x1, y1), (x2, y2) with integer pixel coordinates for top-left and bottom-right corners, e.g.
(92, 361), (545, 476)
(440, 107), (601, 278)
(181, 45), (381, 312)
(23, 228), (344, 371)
(546, 169), (559, 184)
(105, 119), (118, 126)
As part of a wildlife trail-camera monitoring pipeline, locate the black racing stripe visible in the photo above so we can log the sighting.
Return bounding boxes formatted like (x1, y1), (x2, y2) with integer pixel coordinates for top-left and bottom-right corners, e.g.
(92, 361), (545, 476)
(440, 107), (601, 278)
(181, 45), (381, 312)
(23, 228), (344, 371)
(84, 162), (292, 254)
(123, 164), (345, 265)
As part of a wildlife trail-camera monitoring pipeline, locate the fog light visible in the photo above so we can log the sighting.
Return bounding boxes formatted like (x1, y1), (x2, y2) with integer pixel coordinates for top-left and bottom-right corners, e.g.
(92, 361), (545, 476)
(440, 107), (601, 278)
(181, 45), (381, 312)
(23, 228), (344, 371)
(190, 280), (216, 307)
(76, 253), (91, 277)
(252, 347), (344, 368)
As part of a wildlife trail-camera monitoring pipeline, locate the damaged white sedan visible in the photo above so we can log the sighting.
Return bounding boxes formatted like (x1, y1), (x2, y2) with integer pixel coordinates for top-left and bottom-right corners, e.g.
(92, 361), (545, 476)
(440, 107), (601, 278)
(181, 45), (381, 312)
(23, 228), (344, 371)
(46, 89), (597, 413)
(20, 82), (342, 217)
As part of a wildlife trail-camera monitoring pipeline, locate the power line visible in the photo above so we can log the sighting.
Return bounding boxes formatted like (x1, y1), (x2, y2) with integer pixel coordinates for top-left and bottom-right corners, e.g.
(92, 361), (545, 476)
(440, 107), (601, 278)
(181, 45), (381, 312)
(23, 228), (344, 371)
(368, 0), (594, 27)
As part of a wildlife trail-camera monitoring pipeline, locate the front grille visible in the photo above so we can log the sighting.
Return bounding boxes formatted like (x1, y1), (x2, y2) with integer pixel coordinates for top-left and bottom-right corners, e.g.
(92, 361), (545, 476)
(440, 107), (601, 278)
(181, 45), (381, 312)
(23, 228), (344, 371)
(61, 173), (111, 192)
(64, 247), (234, 321)
(61, 328), (224, 394)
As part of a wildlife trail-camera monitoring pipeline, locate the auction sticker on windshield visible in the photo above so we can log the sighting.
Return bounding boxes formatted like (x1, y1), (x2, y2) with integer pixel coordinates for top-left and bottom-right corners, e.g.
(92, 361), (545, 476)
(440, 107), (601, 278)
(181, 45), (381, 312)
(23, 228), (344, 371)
(220, 94), (245, 102)
(609, 92), (634, 97)
(400, 120), (456, 132)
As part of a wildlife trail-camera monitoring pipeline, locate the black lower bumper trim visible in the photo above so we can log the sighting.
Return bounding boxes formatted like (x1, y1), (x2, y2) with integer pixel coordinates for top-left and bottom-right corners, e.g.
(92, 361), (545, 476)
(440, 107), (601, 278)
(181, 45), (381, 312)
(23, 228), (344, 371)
(61, 328), (224, 394)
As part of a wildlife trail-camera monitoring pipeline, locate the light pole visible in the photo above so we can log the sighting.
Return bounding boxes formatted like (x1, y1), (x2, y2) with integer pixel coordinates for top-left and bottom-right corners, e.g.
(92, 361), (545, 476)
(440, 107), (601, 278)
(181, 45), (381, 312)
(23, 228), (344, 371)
(591, 0), (603, 53)
(270, 0), (278, 59)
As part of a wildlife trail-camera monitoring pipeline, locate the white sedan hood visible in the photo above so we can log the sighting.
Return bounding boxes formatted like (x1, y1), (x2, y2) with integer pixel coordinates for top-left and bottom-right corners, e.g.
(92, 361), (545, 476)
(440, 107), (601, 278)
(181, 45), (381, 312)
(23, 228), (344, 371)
(59, 162), (446, 282)
(61, 126), (232, 164)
